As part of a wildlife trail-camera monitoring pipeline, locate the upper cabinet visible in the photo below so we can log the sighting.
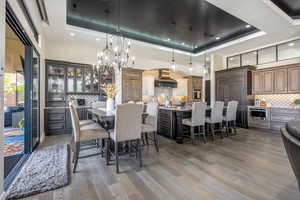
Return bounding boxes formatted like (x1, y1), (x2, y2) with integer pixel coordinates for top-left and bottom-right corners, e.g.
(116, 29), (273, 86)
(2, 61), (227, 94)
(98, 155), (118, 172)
(76, 67), (84, 93)
(67, 67), (75, 93)
(288, 66), (300, 93)
(252, 64), (300, 95)
(46, 62), (66, 101)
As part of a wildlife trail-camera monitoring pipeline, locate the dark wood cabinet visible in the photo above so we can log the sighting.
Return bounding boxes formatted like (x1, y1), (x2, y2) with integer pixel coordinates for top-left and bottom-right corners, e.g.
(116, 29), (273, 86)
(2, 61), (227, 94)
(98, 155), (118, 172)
(122, 68), (143, 103)
(274, 68), (287, 93)
(252, 71), (262, 94)
(262, 71), (274, 94)
(216, 66), (255, 128)
(252, 64), (300, 94)
(288, 66), (300, 93)
(186, 76), (203, 103)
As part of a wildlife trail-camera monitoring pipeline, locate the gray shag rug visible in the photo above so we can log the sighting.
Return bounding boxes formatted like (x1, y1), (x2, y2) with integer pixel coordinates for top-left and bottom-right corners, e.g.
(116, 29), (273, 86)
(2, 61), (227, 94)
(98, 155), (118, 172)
(6, 144), (70, 199)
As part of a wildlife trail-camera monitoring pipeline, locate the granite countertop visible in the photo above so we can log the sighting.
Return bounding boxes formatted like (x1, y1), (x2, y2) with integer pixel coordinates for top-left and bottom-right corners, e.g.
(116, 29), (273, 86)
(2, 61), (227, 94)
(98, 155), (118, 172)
(44, 106), (92, 109)
(159, 106), (192, 111)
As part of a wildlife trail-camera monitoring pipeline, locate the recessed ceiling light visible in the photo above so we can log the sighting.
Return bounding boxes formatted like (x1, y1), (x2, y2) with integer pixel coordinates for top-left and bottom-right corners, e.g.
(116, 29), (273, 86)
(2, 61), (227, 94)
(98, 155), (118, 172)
(245, 24), (251, 28)
(167, 38), (170, 41)
(288, 42), (295, 47)
(70, 32), (75, 37)
(96, 38), (100, 41)
(229, 57), (234, 61)
(182, 42), (185, 45)
(216, 37), (221, 40)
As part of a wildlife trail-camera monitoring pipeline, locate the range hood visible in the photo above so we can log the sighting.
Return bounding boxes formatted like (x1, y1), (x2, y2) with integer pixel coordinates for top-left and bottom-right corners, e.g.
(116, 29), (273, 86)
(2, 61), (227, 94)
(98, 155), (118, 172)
(154, 69), (177, 88)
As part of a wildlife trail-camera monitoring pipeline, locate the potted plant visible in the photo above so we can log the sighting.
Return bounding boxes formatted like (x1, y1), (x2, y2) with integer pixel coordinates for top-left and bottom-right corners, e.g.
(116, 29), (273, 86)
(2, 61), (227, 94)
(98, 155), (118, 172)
(101, 83), (117, 111)
(294, 99), (300, 108)
(18, 118), (25, 131)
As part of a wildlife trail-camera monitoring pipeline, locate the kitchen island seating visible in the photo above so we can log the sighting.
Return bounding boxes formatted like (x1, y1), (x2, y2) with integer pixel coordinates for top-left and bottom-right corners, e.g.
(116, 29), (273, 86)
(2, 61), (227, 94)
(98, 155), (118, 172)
(205, 101), (225, 140)
(109, 104), (143, 173)
(69, 104), (109, 173)
(223, 101), (239, 136)
(182, 102), (207, 144)
(142, 101), (159, 152)
(281, 121), (300, 190)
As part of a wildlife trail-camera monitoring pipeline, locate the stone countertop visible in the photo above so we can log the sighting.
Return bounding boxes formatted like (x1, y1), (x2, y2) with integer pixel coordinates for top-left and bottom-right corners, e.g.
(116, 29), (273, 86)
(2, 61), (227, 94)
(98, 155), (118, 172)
(248, 105), (300, 109)
(159, 106), (192, 111)
(44, 106), (92, 109)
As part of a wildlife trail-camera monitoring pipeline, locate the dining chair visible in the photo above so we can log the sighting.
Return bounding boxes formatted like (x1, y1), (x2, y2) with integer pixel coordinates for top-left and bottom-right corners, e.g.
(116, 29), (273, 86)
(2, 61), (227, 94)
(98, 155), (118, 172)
(182, 102), (207, 144)
(223, 101), (238, 136)
(205, 101), (224, 141)
(69, 104), (109, 173)
(142, 101), (159, 152)
(109, 104), (143, 173)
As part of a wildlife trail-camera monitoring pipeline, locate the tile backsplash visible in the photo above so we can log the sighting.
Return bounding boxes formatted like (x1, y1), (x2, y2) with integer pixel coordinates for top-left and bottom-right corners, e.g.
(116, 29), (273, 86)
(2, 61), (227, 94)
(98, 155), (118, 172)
(255, 94), (300, 107)
(67, 94), (99, 106)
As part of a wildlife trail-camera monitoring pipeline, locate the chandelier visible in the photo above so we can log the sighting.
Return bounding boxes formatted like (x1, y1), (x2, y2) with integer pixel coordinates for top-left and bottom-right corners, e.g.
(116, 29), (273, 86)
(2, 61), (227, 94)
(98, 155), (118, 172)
(96, 1), (135, 71)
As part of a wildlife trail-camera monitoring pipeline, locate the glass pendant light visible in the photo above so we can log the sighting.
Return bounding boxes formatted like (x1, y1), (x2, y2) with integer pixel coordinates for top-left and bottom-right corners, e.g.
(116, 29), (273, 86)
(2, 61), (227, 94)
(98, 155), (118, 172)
(170, 49), (176, 72)
(189, 55), (193, 73)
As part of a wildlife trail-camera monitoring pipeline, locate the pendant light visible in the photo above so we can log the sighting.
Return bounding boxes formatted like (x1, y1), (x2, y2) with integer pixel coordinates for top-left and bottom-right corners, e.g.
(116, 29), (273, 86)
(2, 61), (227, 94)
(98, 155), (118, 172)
(189, 55), (193, 73)
(170, 49), (176, 72)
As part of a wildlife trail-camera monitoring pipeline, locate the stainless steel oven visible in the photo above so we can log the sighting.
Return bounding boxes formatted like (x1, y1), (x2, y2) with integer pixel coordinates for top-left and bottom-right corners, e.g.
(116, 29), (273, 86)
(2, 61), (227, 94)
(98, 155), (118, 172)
(193, 89), (202, 101)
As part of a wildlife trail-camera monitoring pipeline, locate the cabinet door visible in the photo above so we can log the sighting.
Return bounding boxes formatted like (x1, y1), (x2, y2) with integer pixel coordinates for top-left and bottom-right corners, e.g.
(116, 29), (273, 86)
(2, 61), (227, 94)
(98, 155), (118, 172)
(76, 68), (84, 93)
(67, 67), (75, 93)
(84, 67), (93, 93)
(93, 68), (99, 93)
(288, 67), (300, 93)
(252, 71), (262, 94)
(262, 71), (273, 94)
(122, 70), (142, 102)
(274, 69), (287, 93)
(47, 63), (65, 101)
(192, 78), (202, 89)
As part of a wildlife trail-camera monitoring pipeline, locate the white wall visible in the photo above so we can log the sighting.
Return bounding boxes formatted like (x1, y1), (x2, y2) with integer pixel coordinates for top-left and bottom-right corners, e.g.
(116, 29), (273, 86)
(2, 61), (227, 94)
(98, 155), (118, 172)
(0, 0), (6, 196)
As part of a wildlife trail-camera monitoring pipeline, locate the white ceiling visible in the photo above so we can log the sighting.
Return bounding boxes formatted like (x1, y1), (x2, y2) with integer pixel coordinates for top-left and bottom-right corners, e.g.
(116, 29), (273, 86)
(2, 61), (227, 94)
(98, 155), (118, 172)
(43, 0), (300, 70)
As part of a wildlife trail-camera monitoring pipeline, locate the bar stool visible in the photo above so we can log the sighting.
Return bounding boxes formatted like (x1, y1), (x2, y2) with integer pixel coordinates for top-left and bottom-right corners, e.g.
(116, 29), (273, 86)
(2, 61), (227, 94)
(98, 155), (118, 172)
(205, 101), (224, 141)
(182, 102), (207, 144)
(223, 101), (238, 136)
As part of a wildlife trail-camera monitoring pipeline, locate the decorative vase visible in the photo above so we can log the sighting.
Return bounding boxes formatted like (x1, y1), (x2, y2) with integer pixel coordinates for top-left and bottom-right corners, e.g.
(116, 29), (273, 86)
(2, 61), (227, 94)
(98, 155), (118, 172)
(106, 98), (115, 111)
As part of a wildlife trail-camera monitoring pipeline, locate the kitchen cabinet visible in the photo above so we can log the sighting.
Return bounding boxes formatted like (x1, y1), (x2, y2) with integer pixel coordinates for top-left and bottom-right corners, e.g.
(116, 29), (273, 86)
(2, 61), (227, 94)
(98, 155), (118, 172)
(216, 66), (255, 128)
(122, 68), (143, 103)
(252, 71), (262, 94)
(76, 67), (84, 93)
(262, 71), (274, 94)
(252, 64), (300, 94)
(46, 62), (66, 101)
(84, 67), (93, 93)
(288, 66), (300, 93)
(67, 67), (75, 93)
(274, 68), (287, 93)
(270, 107), (300, 131)
(185, 76), (203, 103)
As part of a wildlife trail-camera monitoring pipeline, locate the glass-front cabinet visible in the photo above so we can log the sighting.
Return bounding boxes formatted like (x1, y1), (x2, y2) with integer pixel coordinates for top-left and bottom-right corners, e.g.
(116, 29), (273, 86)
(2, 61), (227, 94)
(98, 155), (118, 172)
(47, 63), (65, 101)
(76, 68), (84, 93)
(93, 67), (99, 93)
(67, 67), (75, 93)
(84, 67), (93, 93)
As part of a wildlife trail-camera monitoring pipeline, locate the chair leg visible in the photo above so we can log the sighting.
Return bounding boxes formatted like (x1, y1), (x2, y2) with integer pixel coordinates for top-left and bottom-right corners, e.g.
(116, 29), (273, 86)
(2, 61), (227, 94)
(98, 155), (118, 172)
(145, 133), (149, 145)
(138, 139), (143, 168)
(141, 133), (145, 145)
(190, 126), (195, 145)
(202, 125), (207, 143)
(233, 121), (237, 135)
(73, 142), (80, 173)
(220, 123), (224, 139)
(225, 121), (229, 137)
(153, 131), (159, 152)
(115, 141), (119, 173)
(211, 124), (215, 141)
(105, 138), (110, 165)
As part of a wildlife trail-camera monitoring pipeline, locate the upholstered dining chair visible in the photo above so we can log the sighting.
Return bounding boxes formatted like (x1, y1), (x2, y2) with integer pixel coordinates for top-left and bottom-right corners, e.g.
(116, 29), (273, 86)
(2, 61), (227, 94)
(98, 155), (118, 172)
(109, 104), (143, 173)
(223, 101), (238, 136)
(142, 101), (159, 152)
(69, 104), (109, 173)
(182, 102), (207, 144)
(205, 101), (224, 141)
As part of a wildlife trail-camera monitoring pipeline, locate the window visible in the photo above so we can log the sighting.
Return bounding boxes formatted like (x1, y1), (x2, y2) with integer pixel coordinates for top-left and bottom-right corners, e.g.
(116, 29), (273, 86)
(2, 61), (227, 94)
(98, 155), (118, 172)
(241, 51), (257, 66)
(258, 46), (276, 64)
(227, 55), (240, 68)
(278, 40), (300, 60)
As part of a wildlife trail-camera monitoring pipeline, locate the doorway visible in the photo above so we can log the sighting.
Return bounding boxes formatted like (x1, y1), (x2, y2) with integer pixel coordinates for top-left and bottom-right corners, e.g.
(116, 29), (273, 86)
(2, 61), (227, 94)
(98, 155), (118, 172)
(4, 5), (41, 187)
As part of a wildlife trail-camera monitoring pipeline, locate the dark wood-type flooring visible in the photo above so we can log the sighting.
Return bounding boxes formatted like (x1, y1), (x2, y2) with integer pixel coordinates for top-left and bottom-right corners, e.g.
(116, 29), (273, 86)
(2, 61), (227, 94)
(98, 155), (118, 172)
(22, 128), (300, 200)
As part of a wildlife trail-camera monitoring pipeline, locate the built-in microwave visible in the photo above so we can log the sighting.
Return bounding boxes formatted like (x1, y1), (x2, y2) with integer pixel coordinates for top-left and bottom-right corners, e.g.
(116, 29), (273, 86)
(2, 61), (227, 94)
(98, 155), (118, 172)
(193, 89), (202, 101)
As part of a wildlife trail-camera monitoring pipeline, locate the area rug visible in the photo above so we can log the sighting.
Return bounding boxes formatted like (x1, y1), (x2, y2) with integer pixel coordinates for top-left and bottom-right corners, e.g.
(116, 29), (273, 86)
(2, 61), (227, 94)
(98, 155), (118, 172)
(6, 144), (70, 199)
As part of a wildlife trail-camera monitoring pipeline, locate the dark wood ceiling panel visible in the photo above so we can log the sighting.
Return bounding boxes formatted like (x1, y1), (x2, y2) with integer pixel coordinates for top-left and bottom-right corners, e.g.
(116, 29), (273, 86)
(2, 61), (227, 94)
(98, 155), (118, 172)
(271, 0), (300, 19)
(67, 0), (258, 53)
